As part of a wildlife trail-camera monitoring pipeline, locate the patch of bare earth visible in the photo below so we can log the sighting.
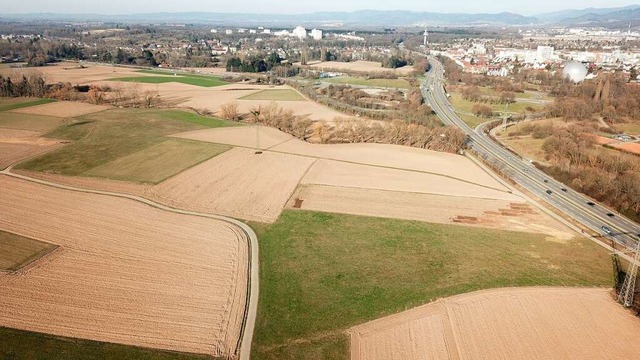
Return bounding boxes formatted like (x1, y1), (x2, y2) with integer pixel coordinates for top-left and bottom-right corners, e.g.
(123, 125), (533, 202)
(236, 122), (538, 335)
(174, 125), (293, 150)
(287, 185), (572, 239)
(10, 101), (110, 118)
(350, 287), (640, 360)
(149, 147), (315, 222)
(0, 129), (62, 170)
(173, 126), (508, 191)
(0, 176), (248, 357)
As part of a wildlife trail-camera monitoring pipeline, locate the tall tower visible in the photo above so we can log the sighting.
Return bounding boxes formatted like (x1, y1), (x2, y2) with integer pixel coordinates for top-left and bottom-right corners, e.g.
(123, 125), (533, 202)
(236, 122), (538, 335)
(618, 241), (640, 307)
(423, 30), (428, 47)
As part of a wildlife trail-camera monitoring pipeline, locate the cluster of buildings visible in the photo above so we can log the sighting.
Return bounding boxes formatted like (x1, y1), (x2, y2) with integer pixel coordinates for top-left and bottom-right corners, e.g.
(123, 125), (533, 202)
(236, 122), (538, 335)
(433, 31), (640, 79)
(211, 26), (323, 40)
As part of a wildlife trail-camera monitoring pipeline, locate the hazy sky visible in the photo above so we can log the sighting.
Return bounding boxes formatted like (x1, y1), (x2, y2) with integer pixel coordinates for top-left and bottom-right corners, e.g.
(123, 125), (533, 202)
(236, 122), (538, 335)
(3, 0), (639, 15)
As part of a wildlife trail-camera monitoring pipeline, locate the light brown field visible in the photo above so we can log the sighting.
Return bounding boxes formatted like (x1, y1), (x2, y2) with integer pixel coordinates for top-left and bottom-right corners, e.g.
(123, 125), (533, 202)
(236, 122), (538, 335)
(0, 129), (61, 170)
(149, 147), (315, 222)
(177, 126), (508, 190)
(610, 142), (640, 155)
(175, 125), (293, 150)
(1, 62), (353, 122)
(0, 62), (142, 84)
(300, 159), (517, 201)
(297, 60), (414, 75)
(0, 175), (248, 356)
(10, 101), (110, 118)
(287, 185), (573, 239)
(0, 112), (69, 132)
(350, 287), (640, 360)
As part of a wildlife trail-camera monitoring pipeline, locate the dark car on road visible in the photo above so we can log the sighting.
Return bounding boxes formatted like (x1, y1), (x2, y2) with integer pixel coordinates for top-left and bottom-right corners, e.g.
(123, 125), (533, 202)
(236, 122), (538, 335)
(607, 213), (615, 217)
(561, 188), (568, 192)
(587, 201), (595, 206)
(546, 190), (552, 195)
(602, 226), (612, 235)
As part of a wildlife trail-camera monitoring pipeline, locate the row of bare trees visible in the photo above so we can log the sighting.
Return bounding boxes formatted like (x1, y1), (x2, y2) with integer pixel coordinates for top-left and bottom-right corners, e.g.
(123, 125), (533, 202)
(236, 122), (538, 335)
(517, 123), (640, 221)
(218, 102), (467, 154)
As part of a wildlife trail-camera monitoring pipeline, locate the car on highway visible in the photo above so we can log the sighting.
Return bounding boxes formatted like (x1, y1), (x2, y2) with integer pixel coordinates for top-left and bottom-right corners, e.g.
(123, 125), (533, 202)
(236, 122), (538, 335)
(607, 213), (615, 218)
(561, 188), (568, 192)
(587, 201), (596, 206)
(602, 226), (612, 235)
(543, 179), (549, 183)
(546, 190), (552, 195)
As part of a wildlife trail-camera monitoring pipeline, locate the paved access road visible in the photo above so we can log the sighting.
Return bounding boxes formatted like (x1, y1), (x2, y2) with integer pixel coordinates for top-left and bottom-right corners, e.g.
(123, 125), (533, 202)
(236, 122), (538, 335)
(422, 57), (640, 251)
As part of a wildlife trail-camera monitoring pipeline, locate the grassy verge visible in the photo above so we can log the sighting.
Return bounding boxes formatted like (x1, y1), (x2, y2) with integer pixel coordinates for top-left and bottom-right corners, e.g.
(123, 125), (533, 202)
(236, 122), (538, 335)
(16, 108), (237, 177)
(0, 98), (56, 112)
(240, 89), (305, 101)
(456, 113), (487, 128)
(250, 210), (612, 359)
(0, 230), (58, 271)
(325, 77), (410, 89)
(0, 327), (216, 360)
(617, 122), (640, 135)
(111, 71), (227, 87)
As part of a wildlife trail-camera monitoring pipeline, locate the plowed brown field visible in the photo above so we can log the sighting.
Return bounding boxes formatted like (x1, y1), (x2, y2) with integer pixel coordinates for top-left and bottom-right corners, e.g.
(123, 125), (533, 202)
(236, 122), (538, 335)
(11, 101), (109, 118)
(350, 287), (640, 360)
(150, 147), (315, 222)
(288, 185), (573, 239)
(0, 129), (61, 170)
(0, 175), (248, 357)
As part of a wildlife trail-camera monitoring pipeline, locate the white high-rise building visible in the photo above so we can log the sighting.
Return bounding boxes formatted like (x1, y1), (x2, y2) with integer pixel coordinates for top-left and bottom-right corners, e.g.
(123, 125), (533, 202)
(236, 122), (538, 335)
(536, 46), (554, 62)
(311, 29), (323, 40)
(292, 26), (307, 40)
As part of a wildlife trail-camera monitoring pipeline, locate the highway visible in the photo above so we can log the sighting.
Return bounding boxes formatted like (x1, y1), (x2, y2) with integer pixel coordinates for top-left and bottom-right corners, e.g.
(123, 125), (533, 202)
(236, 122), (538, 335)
(422, 57), (640, 251)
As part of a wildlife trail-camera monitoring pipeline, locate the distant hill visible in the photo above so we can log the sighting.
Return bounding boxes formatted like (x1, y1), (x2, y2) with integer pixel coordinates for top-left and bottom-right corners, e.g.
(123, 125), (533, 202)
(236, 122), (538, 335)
(536, 5), (640, 23)
(557, 7), (640, 26)
(0, 10), (537, 26)
(3, 5), (640, 28)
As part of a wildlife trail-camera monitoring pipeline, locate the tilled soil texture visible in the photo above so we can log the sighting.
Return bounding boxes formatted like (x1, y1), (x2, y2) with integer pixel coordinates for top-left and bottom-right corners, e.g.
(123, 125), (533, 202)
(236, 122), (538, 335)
(150, 147), (315, 223)
(0, 176), (249, 357)
(10, 101), (110, 118)
(0, 129), (62, 170)
(350, 287), (640, 360)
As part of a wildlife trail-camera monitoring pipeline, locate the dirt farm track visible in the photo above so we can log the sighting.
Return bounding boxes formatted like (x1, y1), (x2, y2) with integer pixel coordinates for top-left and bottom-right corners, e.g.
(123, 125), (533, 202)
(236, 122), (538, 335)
(0, 175), (250, 357)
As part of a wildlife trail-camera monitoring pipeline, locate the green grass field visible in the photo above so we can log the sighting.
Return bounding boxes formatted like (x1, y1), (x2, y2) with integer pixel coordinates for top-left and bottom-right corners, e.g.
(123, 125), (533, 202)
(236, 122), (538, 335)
(450, 93), (543, 115)
(240, 89), (305, 101)
(0, 327), (216, 360)
(617, 122), (640, 135)
(0, 230), (58, 272)
(85, 139), (231, 183)
(0, 98), (56, 112)
(325, 76), (410, 89)
(111, 70), (227, 87)
(0, 112), (69, 132)
(16, 109), (238, 178)
(457, 113), (487, 128)
(250, 210), (612, 359)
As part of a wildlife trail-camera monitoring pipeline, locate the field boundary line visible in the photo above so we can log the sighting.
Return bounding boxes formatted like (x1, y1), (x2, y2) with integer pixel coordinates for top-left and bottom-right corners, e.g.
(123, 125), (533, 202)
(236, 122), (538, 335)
(296, 183), (521, 203)
(0, 170), (259, 360)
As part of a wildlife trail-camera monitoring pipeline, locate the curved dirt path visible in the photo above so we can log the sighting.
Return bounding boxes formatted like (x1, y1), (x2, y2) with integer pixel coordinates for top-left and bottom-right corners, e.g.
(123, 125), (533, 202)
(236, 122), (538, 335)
(1, 164), (258, 360)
